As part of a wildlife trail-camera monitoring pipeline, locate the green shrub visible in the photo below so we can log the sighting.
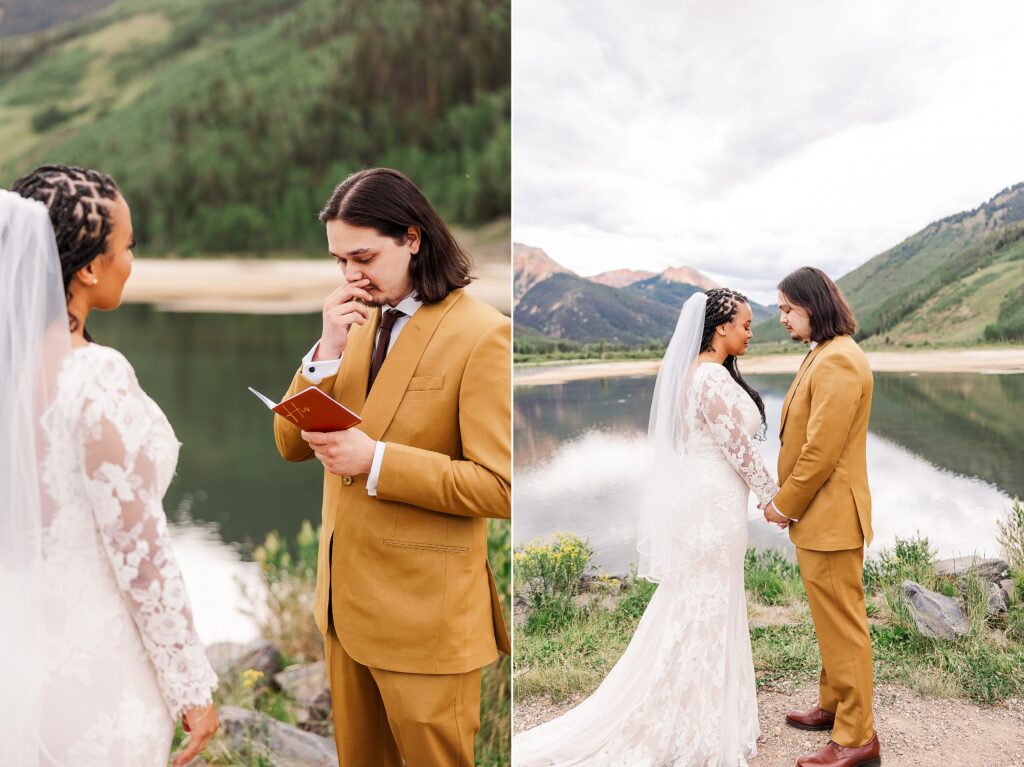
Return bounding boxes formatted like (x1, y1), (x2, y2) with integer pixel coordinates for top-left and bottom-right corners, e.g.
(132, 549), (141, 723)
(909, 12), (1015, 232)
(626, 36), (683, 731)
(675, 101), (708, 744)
(863, 532), (937, 594)
(744, 548), (805, 605)
(514, 532), (594, 609)
(31, 104), (75, 132)
(525, 595), (581, 635)
(998, 498), (1024, 572)
(613, 572), (658, 623)
(246, 521), (321, 664)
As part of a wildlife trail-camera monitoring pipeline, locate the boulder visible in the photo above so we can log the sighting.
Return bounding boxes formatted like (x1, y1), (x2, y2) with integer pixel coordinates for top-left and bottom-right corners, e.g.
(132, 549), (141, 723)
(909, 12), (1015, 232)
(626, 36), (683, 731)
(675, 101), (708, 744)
(987, 582), (1009, 616)
(902, 580), (969, 640)
(999, 578), (1017, 605)
(274, 661), (332, 722)
(206, 639), (282, 681)
(220, 705), (338, 767)
(934, 556), (1009, 582)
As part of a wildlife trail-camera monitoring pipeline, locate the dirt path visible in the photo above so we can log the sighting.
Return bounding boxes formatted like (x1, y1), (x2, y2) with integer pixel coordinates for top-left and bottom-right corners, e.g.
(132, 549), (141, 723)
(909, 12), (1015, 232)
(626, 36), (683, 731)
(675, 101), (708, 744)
(514, 683), (1024, 766)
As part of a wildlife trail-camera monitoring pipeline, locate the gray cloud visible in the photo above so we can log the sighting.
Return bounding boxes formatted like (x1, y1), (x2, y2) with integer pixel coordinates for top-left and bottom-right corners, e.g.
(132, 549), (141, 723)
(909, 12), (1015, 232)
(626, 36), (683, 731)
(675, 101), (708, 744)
(514, 0), (1024, 304)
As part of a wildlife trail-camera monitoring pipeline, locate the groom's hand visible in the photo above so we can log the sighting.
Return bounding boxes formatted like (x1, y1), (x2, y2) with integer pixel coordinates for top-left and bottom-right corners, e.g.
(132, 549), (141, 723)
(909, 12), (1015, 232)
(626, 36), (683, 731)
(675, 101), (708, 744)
(315, 277), (372, 360)
(763, 502), (790, 529)
(303, 428), (376, 476)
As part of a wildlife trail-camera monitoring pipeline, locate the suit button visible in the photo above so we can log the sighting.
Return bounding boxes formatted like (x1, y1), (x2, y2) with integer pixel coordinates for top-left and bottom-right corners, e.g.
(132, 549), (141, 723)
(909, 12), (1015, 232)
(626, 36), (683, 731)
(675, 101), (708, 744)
(342, 476), (353, 486)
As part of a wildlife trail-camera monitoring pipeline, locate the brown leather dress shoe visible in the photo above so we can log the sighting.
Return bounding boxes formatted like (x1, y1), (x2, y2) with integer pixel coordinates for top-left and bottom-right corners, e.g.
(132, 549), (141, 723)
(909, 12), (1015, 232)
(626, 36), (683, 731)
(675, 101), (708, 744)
(785, 705), (836, 731)
(796, 733), (881, 767)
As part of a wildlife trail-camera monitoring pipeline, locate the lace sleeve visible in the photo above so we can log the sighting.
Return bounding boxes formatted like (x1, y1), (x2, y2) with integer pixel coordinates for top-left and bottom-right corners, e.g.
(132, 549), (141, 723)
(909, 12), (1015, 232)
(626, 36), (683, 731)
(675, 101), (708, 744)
(80, 356), (217, 718)
(696, 366), (780, 507)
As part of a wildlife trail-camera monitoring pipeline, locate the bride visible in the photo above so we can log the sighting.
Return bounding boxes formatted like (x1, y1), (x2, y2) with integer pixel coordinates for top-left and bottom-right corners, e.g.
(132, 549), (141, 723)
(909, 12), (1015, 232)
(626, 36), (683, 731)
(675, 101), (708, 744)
(0, 167), (219, 766)
(513, 288), (783, 766)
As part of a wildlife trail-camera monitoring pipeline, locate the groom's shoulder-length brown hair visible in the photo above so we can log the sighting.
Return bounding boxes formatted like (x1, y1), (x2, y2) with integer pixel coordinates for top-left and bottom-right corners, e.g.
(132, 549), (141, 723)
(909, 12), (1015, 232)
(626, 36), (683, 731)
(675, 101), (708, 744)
(319, 168), (473, 304)
(778, 266), (857, 343)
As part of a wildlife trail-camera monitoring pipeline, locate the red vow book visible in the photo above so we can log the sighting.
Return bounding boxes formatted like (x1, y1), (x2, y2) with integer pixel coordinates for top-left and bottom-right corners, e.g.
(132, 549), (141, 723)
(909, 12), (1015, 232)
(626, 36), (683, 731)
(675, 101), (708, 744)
(249, 386), (362, 432)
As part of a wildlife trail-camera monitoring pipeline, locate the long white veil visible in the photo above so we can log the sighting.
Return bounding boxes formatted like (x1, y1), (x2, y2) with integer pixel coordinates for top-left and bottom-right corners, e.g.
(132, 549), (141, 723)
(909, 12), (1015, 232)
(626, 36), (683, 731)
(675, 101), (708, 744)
(636, 291), (707, 583)
(0, 190), (71, 764)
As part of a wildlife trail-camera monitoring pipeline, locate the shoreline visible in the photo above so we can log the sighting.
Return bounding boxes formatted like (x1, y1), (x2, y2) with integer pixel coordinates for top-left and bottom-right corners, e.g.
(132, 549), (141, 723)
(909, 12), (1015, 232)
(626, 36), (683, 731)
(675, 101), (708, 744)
(122, 256), (511, 315)
(514, 348), (1024, 385)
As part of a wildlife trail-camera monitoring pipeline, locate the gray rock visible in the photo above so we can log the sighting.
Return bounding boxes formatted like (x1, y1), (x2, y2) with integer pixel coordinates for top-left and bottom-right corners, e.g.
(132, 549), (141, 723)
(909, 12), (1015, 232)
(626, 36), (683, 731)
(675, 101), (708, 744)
(934, 556), (1009, 582)
(274, 661), (332, 720)
(987, 582), (1009, 616)
(206, 639), (282, 680)
(903, 580), (970, 640)
(220, 705), (338, 767)
(1000, 578), (1017, 605)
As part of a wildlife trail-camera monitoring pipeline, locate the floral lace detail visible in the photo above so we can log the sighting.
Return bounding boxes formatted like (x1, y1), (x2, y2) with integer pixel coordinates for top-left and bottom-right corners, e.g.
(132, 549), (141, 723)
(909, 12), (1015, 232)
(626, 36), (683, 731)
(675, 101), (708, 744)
(688, 363), (780, 507)
(512, 362), (769, 766)
(38, 344), (216, 764)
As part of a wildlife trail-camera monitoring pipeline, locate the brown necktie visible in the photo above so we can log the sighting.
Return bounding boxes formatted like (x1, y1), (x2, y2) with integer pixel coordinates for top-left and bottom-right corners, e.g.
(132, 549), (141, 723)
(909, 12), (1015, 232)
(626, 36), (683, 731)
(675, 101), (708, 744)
(367, 308), (404, 393)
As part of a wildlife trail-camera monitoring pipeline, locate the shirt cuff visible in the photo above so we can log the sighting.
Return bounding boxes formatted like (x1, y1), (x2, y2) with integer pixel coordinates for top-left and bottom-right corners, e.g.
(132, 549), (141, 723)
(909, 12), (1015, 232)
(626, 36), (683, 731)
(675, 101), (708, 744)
(301, 340), (342, 384)
(771, 500), (798, 523)
(366, 441), (386, 497)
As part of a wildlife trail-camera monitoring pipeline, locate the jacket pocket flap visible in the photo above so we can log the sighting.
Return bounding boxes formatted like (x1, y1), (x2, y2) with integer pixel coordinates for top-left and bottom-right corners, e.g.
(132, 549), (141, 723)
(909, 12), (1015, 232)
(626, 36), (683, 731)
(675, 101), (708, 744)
(408, 375), (444, 391)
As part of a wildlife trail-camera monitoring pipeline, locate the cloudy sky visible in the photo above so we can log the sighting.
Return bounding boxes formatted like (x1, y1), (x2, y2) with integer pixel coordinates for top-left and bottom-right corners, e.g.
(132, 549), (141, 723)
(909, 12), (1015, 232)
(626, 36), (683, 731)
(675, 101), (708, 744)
(514, 1), (1024, 304)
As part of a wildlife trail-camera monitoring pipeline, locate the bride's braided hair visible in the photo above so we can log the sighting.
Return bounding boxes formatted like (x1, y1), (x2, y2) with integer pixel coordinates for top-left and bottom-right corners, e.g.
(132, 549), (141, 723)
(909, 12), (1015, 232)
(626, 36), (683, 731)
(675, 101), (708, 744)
(12, 165), (120, 341)
(700, 287), (767, 436)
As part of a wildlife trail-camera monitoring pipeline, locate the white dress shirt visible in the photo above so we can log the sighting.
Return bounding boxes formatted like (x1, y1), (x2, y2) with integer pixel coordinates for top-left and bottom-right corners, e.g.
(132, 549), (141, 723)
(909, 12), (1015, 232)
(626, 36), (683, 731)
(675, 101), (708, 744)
(300, 293), (423, 496)
(769, 340), (817, 521)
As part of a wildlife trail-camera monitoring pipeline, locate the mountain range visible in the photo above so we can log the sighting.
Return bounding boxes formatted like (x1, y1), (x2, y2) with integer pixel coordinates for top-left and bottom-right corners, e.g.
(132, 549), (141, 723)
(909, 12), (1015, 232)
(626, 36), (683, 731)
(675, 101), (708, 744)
(513, 244), (772, 346)
(517, 182), (1024, 349)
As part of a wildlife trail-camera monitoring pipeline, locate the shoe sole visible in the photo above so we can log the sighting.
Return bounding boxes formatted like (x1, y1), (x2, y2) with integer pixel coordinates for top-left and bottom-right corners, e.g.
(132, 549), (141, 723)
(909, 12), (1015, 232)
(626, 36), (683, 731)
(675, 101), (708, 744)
(794, 756), (880, 767)
(785, 718), (834, 731)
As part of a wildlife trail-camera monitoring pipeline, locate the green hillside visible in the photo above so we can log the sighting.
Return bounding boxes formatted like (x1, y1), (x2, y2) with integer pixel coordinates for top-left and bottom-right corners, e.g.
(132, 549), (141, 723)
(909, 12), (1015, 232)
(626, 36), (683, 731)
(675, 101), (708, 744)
(0, 0), (510, 255)
(753, 184), (1024, 347)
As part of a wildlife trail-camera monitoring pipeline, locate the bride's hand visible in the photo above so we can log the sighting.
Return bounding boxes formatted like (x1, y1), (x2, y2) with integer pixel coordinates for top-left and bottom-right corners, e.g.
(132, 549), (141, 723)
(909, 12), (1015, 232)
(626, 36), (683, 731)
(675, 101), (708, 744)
(763, 502), (790, 529)
(173, 702), (220, 766)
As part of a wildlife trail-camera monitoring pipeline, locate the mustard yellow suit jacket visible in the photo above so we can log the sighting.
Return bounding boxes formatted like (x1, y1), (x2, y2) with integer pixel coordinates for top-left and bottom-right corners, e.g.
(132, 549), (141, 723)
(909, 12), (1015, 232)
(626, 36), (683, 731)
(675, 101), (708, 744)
(274, 288), (511, 675)
(776, 335), (874, 551)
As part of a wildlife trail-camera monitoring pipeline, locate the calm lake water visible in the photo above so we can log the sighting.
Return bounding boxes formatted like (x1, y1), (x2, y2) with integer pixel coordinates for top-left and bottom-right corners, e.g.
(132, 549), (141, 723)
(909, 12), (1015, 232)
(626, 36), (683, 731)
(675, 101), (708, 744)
(90, 305), (328, 643)
(514, 370), (1024, 574)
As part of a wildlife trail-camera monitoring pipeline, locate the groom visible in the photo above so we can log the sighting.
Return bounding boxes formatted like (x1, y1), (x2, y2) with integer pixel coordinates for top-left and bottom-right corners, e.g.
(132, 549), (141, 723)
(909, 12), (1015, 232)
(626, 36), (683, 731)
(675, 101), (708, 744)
(273, 168), (511, 766)
(762, 267), (880, 767)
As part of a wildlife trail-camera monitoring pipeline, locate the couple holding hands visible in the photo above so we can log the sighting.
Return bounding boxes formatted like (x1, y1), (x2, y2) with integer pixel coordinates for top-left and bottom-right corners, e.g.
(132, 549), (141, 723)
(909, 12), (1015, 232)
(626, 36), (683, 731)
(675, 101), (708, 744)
(1, 165), (509, 766)
(513, 270), (879, 767)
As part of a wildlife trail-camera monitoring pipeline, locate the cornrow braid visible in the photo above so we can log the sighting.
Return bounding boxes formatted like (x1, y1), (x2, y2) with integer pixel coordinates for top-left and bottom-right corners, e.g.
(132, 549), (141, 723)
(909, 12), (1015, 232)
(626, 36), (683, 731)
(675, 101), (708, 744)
(700, 287), (767, 437)
(12, 164), (120, 341)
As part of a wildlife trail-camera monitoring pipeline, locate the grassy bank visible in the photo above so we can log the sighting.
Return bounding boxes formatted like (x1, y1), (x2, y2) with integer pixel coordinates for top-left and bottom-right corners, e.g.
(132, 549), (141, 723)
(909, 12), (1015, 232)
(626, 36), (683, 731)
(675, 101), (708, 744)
(172, 518), (511, 767)
(513, 502), (1024, 708)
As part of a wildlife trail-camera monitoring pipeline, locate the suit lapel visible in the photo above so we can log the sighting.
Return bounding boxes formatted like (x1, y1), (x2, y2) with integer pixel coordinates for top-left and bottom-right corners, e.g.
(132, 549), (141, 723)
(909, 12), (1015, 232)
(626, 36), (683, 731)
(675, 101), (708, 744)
(358, 288), (464, 440)
(332, 308), (378, 415)
(779, 339), (830, 436)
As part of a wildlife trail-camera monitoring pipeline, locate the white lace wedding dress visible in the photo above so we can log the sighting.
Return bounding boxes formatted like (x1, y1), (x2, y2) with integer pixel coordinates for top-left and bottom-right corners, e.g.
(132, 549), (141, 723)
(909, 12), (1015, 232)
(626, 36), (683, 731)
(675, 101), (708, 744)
(513, 363), (779, 767)
(36, 344), (218, 766)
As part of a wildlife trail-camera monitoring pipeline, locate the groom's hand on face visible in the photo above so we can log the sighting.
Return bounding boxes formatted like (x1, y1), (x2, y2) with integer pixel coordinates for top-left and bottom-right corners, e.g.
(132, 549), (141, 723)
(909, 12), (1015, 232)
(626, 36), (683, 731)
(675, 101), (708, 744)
(315, 277), (373, 360)
(302, 428), (376, 476)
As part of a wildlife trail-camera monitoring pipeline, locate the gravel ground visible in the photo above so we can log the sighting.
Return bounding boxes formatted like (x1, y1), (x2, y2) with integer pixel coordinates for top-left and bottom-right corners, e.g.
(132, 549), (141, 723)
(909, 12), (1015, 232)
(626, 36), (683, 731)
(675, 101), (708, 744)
(514, 682), (1024, 766)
